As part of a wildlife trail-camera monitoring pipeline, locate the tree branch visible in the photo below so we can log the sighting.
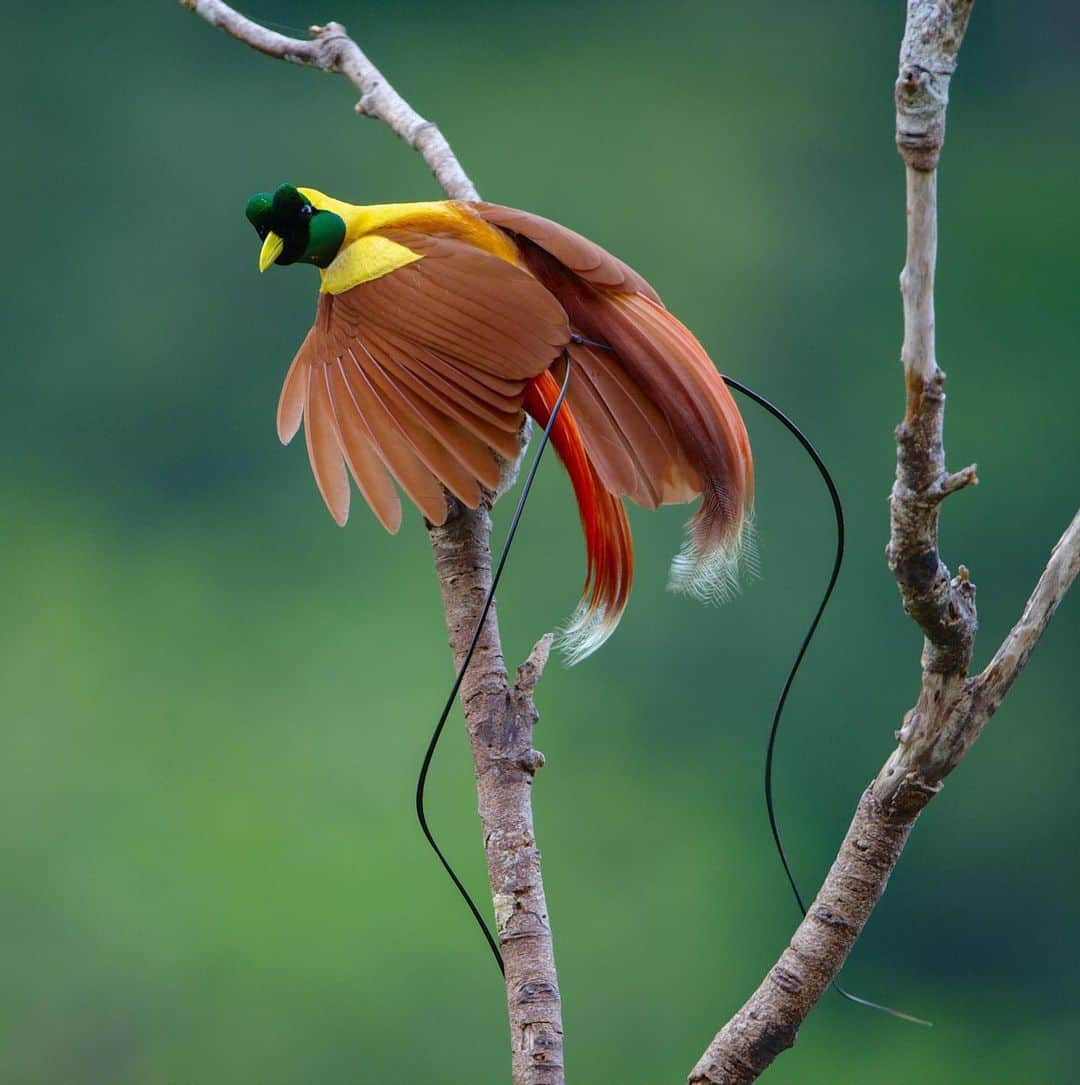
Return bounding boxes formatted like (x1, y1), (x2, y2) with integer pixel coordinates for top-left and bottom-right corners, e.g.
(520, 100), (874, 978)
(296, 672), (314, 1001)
(428, 508), (563, 1085)
(690, 2), (1077, 1080)
(180, 0), (478, 201)
(976, 509), (1080, 705)
(180, 5), (562, 1082)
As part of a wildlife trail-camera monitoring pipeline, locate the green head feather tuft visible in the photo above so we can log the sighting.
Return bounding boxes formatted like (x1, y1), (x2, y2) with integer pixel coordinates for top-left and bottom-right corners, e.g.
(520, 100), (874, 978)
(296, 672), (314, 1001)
(245, 192), (274, 238)
(244, 184), (346, 269)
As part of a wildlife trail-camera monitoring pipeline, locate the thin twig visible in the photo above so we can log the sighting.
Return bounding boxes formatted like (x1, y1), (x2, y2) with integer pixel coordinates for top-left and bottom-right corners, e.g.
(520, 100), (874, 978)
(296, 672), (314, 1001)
(180, 0), (478, 200)
(180, 4), (562, 1082)
(977, 508), (1080, 702)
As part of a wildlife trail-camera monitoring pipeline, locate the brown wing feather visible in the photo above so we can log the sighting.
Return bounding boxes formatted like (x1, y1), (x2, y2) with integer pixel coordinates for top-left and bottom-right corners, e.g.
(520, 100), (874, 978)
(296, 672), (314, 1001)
(469, 203), (706, 511)
(553, 343), (700, 509)
(350, 333), (493, 502)
(506, 236), (753, 601)
(469, 203), (662, 303)
(279, 235), (569, 528)
(552, 349), (656, 507)
(277, 340), (308, 444)
(366, 322), (522, 428)
(304, 363), (351, 527)
(578, 285), (752, 548)
(361, 324), (521, 461)
(325, 361), (404, 533)
(403, 347), (524, 404)
(359, 229), (569, 378)
(369, 343), (523, 460)
(335, 348), (448, 524)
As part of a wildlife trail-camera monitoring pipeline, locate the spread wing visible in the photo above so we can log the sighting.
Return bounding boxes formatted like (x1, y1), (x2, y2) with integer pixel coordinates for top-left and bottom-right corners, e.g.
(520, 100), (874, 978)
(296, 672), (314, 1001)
(470, 202), (662, 301)
(278, 230), (569, 530)
(470, 202), (702, 511)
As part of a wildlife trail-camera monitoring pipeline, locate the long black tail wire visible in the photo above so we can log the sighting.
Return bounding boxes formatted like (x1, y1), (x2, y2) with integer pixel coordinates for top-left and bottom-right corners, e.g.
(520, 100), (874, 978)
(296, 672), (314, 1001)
(721, 376), (929, 1026)
(415, 342), (929, 1023)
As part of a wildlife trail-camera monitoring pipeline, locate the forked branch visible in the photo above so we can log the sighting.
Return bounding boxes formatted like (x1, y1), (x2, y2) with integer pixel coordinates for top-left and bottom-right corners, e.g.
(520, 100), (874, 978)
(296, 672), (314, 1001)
(689, 2), (1077, 1080)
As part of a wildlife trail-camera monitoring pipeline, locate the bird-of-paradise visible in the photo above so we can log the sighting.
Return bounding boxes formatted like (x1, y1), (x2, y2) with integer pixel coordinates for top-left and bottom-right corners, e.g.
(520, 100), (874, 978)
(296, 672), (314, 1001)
(245, 183), (755, 661)
(244, 183), (925, 1023)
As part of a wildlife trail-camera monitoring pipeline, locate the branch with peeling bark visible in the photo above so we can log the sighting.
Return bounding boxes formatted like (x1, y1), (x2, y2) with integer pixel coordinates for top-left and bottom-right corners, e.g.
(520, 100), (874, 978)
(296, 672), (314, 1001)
(689, 2), (1078, 1080)
(183, 3), (1078, 1082)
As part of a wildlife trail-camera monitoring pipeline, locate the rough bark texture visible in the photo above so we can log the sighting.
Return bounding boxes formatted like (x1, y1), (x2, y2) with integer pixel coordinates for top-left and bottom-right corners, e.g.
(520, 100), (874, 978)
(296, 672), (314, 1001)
(429, 507), (563, 1084)
(689, 3), (1079, 1080)
(180, 5), (562, 1082)
(689, 784), (930, 1083)
(894, 0), (975, 172)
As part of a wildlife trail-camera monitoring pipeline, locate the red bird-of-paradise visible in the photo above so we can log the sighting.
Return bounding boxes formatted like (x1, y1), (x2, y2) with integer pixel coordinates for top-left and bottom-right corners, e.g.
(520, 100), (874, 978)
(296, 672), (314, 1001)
(243, 188), (926, 1023)
(246, 184), (755, 661)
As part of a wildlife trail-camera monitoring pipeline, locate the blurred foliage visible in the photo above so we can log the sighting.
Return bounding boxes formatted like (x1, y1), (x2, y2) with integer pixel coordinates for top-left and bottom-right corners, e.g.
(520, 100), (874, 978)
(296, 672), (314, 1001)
(2, 1), (1078, 1081)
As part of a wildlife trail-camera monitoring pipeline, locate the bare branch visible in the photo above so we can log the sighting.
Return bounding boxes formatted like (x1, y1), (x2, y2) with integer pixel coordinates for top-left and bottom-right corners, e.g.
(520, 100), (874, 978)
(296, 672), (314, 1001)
(872, 508), (1079, 816)
(974, 509), (1080, 713)
(895, 0), (975, 172)
(691, 3), (1075, 1079)
(428, 507), (563, 1085)
(181, 4), (560, 1082)
(515, 634), (555, 703)
(180, 0), (478, 200)
(688, 785), (930, 1084)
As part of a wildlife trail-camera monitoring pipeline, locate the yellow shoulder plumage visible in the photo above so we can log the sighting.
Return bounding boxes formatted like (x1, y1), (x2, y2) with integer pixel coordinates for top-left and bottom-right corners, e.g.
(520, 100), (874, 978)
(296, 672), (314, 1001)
(319, 234), (422, 294)
(298, 189), (521, 293)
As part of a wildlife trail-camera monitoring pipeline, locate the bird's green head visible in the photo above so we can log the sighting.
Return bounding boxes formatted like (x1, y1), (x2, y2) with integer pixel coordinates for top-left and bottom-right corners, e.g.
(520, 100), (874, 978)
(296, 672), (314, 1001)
(245, 184), (346, 272)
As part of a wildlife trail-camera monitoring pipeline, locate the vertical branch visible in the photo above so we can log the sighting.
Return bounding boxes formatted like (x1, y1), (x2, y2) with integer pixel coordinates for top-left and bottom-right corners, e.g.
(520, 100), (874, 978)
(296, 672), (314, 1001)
(880, 0), (978, 795)
(899, 168), (938, 414)
(429, 506), (563, 1083)
(691, 9), (1077, 1078)
(180, 5), (563, 1082)
(687, 4), (979, 1081)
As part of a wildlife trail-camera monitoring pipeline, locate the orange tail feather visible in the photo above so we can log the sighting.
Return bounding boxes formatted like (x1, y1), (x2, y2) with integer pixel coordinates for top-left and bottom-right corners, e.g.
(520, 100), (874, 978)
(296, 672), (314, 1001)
(524, 370), (634, 663)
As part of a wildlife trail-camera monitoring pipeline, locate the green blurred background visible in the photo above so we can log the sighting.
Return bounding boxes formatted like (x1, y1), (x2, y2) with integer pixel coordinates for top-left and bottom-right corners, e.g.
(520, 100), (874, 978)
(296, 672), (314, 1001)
(3, 1), (1078, 1081)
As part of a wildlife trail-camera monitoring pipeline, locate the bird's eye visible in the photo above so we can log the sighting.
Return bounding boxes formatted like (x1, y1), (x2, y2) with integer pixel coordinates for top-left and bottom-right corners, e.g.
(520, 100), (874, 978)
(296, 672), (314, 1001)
(299, 204), (314, 217)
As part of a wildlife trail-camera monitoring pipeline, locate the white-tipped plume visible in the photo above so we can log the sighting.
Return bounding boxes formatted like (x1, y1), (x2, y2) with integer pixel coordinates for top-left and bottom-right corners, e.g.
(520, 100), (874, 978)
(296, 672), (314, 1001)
(667, 512), (758, 605)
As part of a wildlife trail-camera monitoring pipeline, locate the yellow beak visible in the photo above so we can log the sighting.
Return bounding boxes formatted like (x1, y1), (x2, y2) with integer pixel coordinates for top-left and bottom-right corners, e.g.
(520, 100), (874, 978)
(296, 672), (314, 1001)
(259, 231), (285, 273)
